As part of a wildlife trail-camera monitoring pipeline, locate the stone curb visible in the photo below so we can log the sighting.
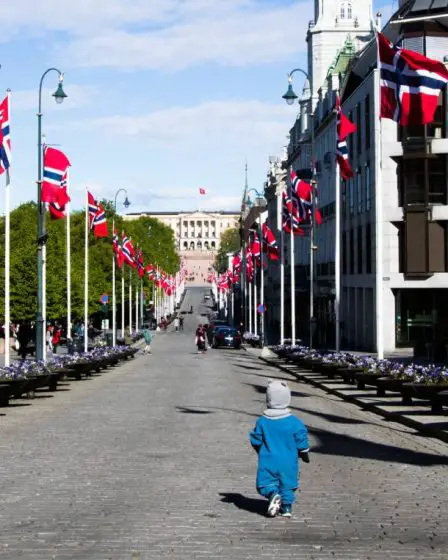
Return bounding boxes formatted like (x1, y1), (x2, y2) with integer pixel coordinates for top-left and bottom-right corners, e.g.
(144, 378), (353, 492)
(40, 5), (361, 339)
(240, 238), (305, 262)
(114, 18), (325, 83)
(254, 352), (448, 445)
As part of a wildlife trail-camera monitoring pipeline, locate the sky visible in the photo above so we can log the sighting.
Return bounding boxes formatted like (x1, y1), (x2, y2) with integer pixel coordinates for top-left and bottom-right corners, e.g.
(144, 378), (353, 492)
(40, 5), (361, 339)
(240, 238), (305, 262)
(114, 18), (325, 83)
(1, 0), (395, 215)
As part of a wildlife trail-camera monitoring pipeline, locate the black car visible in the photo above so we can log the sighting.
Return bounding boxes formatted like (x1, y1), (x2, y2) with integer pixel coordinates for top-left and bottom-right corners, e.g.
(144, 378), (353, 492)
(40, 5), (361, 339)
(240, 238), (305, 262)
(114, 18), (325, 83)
(212, 327), (242, 349)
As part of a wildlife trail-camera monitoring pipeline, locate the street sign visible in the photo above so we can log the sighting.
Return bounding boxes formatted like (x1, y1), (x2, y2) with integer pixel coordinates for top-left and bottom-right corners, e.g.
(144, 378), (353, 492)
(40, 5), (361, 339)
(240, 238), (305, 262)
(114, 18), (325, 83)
(99, 294), (109, 304)
(257, 304), (265, 314)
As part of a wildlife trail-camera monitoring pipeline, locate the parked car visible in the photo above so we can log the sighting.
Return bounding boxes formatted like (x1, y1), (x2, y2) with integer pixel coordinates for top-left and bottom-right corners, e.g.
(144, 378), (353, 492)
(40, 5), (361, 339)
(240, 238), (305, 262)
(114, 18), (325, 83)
(211, 320), (229, 333)
(212, 327), (242, 349)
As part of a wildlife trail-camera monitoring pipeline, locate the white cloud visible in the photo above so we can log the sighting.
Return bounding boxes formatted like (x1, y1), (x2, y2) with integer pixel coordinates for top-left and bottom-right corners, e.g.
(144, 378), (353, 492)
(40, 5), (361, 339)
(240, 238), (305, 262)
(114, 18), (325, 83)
(66, 100), (293, 148)
(0, 0), (312, 70)
(12, 85), (98, 112)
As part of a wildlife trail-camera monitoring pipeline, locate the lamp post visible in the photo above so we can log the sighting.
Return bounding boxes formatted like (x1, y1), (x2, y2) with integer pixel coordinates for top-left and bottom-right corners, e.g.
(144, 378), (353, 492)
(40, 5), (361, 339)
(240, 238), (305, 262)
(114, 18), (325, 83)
(112, 190), (130, 345)
(246, 189), (267, 347)
(282, 67), (317, 350)
(36, 69), (67, 362)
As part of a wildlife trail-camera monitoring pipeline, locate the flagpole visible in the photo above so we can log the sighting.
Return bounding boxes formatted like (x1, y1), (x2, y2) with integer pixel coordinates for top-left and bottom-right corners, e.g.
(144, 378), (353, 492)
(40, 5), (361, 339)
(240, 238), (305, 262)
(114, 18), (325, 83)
(332, 152), (340, 353)
(84, 187), (88, 352)
(260, 219), (265, 347)
(121, 270), (125, 339)
(140, 277), (144, 327)
(279, 192), (285, 345)
(253, 257), (258, 337)
(129, 268), (132, 335)
(66, 168), (72, 346)
(249, 274), (253, 333)
(135, 274), (139, 332)
(112, 220), (116, 346)
(4, 169), (10, 367)
(290, 226), (296, 344)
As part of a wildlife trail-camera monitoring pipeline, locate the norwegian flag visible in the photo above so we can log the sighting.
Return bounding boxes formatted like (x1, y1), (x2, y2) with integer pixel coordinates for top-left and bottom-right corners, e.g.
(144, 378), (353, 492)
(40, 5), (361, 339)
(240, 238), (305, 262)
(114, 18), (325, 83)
(378, 31), (448, 126)
(335, 95), (356, 180)
(113, 226), (124, 268)
(250, 230), (261, 265)
(87, 191), (98, 227)
(199, 188), (207, 195)
(296, 179), (322, 225)
(282, 191), (304, 235)
(136, 248), (145, 278)
(91, 203), (108, 237)
(42, 147), (70, 204)
(49, 172), (70, 220)
(0, 94), (11, 176)
(232, 252), (242, 283)
(122, 232), (136, 267)
(146, 264), (155, 280)
(262, 223), (280, 261)
(246, 246), (254, 282)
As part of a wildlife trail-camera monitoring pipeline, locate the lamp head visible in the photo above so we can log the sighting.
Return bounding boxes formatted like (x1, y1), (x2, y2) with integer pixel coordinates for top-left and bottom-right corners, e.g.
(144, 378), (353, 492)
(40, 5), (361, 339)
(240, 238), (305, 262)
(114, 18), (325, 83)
(123, 196), (131, 209)
(282, 83), (298, 105)
(53, 79), (67, 105)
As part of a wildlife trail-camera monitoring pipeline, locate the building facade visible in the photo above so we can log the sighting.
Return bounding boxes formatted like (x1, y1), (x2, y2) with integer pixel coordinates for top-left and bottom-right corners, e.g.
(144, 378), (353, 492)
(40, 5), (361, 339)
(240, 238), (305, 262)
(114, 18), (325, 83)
(265, 0), (448, 356)
(125, 210), (239, 286)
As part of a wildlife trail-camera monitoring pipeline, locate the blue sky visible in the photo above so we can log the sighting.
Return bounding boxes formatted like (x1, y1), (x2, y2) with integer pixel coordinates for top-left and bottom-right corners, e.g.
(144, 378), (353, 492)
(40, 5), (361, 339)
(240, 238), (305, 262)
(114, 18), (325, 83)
(1, 0), (394, 215)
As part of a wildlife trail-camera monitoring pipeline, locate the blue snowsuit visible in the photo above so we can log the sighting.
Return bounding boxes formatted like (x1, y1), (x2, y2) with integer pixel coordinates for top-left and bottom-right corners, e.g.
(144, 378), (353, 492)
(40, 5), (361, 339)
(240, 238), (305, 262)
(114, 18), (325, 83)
(249, 415), (309, 505)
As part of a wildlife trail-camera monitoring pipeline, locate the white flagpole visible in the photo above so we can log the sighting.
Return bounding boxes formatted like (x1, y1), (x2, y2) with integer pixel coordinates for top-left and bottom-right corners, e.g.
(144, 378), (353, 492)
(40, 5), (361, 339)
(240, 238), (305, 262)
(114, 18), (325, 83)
(279, 193), (285, 345)
(335, 161), (341, 351)
(249, 276), (253, 332)
(253, 258), (258, 336)
(4, 91), (11, 366)
(66, 169), (72, 346)
(4, 176), (10, 367)
(129, 268), (132, 335)
(260, 222), (265, 346)
(121, 271), (125, 339)
(135, 276), (139, 332)
(84, 188), (89, 353)
(112, 220), (116, 346)
(290, 226), (296, 344)
(140, 277), (144, 327)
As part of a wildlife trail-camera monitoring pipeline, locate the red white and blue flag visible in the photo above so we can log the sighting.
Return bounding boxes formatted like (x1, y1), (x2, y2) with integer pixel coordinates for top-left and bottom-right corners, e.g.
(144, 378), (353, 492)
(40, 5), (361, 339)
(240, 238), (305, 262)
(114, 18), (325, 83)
(335, 95), (356, 180)
(87, 191), (98, 227)
(42, 147), (70, 204)
(87, 191), (108, 237)
(378, 31), (448, 126)
(113, 226), (124, 268)
(122, 232), (136, 267)
(262, 223), (280, 261)
(282, 191), (303, 236)
(136, 248), (145, 278)
(49, 172), (70, 219)
(289, 169), (322, 225)
(0, 94), (11, 177)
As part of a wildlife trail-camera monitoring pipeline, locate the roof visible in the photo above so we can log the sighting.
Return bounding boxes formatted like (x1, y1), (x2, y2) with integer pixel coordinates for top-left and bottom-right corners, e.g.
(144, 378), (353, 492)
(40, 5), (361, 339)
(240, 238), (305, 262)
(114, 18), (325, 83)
(125, 210), (239, 216)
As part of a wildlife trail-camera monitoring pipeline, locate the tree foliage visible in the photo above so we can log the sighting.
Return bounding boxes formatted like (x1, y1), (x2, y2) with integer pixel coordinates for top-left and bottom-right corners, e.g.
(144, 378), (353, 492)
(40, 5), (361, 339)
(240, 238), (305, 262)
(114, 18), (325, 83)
(214, 226), (241, 273)
(0, 202), (179, 321)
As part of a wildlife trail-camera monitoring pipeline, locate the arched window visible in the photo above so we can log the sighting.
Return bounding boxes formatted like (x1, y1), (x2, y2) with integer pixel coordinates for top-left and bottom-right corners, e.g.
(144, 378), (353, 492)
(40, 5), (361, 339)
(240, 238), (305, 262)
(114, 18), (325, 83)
(211, 241), (216, 249)
(183, 241), (188, 249)
(340, 1), (352, 19)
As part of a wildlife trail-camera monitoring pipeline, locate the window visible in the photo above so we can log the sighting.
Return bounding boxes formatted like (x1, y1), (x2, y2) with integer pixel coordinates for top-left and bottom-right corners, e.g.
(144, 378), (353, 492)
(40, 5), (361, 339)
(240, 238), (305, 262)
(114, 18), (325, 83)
(356, 104), (362, 154)
(349, 178), (354, 215)
(366, 223), (372, 273)
(365, 163), (371, 210)
(339, 1), (352, 19)
(357, 226), (363, 274)
(400, 155), (447, 206)
(365, 95), (370, 149)
(357, 170), (363, 213)
(349, 229), (355, 274)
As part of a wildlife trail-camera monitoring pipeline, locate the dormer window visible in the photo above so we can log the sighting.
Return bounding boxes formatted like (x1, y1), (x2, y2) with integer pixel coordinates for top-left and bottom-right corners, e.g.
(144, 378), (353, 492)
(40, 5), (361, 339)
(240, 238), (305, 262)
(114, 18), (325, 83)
(339, 1), (352, 19)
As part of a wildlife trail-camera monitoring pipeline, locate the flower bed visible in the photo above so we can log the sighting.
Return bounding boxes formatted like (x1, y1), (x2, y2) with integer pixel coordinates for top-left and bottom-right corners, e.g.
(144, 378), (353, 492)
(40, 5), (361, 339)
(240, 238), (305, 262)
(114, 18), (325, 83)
(0, 345), (137, 403)
(271, 344), (448, 400)
(243, 332), (261, 348)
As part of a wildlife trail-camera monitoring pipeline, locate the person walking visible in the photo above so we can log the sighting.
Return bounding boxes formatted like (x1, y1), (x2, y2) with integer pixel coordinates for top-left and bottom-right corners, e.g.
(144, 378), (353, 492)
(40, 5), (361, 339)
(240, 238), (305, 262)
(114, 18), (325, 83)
(249, 380), (310, 518)
(17, 321), (31, 360)
(46, 326), (54, 354)
(174, 316), (180, 332)
(52, 325), (62, 355)
(143, 326), (153, 354)
(179, 316), (184, 331)
(195, 325), (206, 354)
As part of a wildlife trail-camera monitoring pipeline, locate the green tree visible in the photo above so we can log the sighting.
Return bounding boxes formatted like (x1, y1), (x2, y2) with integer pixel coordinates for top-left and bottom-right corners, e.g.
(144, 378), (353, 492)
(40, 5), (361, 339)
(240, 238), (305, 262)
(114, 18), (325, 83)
(214, 226), (241, 273)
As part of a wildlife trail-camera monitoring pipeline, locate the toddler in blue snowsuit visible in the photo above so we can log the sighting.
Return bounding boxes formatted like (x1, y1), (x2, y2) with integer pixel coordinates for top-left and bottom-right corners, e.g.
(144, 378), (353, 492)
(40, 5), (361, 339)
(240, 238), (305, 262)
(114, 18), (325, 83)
(249, 379), (309, 518)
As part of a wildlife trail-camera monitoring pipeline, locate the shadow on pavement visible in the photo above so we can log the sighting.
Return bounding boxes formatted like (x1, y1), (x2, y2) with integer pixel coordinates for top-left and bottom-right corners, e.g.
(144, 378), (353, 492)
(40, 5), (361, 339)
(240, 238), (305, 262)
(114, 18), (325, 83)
(219, 493), (267, 517)
(176, 406), (214, 415)
(290, 404), (366, 425)
(309, 426), (448, 466)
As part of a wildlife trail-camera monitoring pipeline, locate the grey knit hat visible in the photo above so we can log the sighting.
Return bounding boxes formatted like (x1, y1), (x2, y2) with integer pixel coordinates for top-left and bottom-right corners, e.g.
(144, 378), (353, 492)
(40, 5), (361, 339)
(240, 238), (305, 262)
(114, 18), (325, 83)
(266, 380), (291, 409)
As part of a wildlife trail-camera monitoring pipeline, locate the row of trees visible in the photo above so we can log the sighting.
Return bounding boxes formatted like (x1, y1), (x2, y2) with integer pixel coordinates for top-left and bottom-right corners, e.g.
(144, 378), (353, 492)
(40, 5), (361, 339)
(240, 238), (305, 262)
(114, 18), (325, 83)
(214, 226), (240, 273)
(0, 202), (179, 321)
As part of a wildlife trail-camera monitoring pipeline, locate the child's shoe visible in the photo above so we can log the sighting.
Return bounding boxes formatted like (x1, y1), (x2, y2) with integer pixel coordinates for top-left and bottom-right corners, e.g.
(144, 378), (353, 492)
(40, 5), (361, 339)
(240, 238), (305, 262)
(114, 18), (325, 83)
(279, 505), (292, 518)
(267, 493), (281, 517)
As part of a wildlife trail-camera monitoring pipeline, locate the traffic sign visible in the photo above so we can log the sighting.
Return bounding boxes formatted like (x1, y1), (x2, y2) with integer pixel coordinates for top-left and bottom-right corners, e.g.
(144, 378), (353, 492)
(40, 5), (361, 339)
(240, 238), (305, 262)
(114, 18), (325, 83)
(257, 304), (265, 314)
(99, 294), (109, 304)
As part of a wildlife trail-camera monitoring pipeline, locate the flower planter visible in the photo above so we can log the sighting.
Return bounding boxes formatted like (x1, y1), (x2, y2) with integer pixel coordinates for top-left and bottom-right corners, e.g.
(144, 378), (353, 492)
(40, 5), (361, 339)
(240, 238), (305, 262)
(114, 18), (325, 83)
(0, 384), (10, 407)
(66, 362), (91, 380)
(336, 367), (364, 384)
(400, 383), (448, 406)
(353, 371), (384, 390)
(374, 376), (404, 397)
(431, 390), (448, 413)
(318, 363), (344, 378)
(3, 376), (42, 398)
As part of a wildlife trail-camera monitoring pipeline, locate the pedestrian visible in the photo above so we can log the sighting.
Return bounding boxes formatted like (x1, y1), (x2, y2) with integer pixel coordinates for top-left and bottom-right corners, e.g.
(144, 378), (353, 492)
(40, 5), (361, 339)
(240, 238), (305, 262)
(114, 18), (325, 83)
(249, 380), (310, 518)
(205, 324), (213, 347)
(17, 321), (31, 360)
(179, 316), (184, 331)
(46, 325), (54, 353)
(174, 316), (180, 332)
(195, 325), (206, 354)
(52, 325), (61, 354)
(143, 327), (153, 354)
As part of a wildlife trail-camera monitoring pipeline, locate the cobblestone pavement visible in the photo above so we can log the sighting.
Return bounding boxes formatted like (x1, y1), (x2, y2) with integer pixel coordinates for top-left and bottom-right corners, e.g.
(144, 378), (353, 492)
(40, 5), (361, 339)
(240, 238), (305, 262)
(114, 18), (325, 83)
(0, 289), (447, 560)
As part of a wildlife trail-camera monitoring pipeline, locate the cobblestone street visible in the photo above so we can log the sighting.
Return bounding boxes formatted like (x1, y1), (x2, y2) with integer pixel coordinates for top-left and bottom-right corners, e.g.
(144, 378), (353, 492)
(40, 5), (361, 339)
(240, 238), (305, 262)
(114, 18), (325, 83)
(0, 291), (447, 559)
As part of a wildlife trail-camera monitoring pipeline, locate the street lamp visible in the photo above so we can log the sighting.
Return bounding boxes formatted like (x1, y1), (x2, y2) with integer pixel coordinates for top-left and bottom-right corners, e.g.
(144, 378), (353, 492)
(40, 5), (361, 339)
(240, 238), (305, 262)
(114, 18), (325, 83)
(36, 68), (67, 362)
(282, 67), (317, 350)
(112, 189), (131, 346)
